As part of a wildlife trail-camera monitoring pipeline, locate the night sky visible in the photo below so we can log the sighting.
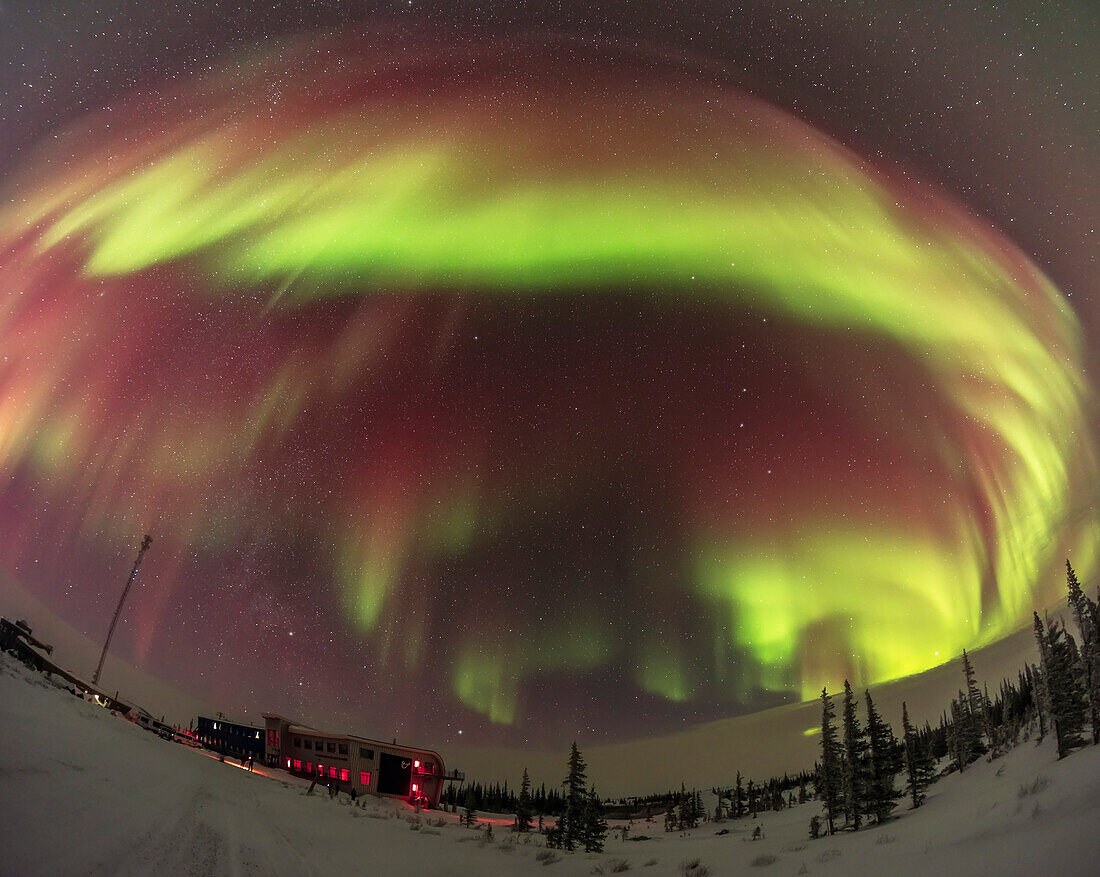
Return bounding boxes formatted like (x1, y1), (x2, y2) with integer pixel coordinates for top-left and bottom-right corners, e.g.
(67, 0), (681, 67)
(0, 2), (1096, 747)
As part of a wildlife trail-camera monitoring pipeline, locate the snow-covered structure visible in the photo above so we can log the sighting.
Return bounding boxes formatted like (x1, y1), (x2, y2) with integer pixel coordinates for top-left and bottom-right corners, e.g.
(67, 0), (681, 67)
(263, 713), (448, 807)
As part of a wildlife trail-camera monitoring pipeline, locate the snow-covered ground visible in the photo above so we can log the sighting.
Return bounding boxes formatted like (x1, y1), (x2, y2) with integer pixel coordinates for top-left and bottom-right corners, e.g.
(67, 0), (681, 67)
(2, 652), (1099, 876)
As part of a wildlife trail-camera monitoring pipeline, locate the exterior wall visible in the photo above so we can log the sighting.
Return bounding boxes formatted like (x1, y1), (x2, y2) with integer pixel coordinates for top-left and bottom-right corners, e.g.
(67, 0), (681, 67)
(263, 714), (292, 766)
(262, 713), (445, 807)
(196, 716), (264, 758)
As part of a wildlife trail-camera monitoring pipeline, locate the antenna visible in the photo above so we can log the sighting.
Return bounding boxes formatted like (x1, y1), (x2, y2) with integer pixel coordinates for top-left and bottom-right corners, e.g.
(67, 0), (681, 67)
(92, 535), (153, 687)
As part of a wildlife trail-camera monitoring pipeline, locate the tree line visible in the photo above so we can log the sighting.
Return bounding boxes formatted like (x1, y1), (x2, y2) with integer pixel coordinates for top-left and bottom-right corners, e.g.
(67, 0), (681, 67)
(812, 558), (1100, 837)
(452, 558), (1100, 850)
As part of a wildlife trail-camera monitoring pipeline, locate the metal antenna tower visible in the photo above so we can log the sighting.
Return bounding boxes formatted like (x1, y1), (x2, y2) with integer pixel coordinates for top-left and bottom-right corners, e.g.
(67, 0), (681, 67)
(92, 534), (153, 687)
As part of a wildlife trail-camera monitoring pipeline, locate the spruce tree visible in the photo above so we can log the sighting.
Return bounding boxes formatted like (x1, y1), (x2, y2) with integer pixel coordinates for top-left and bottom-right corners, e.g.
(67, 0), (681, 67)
(677, 784), (693, 830)
(863, 689), (899, 823)
(961, 650), (989, 760)
(841, 680), (869, 830)
(582, 789), (608, 852)
(1039, 615), (1089, 757)
(901, 701), (935, 808)
(560, 741), (588, 850)
(818, 687), (843, 835)
(1034, 612), (1056, 744)
(463, 787), (478, 828)
(948, 692), (976, 771)
(734, 771), (746, 819)
(514, 767), (533, 832)
(663, 799), (677, 832)
(1066, 560), (1100, 745)
(1028, 658), (1049, 740)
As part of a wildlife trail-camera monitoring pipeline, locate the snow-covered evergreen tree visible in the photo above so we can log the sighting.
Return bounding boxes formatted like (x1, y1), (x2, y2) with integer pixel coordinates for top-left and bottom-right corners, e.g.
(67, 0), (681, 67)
(1037, 613), (1089, 758)
(901, 701), (935, 809)
(581, 788), (608, 852)
(559, 741), (589, 850)
(677, 784), (696, 830)
(733, 771), (746, 819)
(463, 787), (478, 828)
(960, 650), (991, 760)
(1066, 560), (1100, 745)
(1029, 660), (1050, 740)
(841, 680), (869, 830)
(663, 799), (677, 832)
(949, 691), (976, 772)
(514, 767), (533, 832)
(863, 689), (899, 823)
(818, 687), (843, 835)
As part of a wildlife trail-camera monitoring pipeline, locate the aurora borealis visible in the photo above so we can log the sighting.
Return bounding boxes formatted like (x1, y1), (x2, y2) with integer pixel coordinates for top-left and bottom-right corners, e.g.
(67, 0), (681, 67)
(1, 3), (1096, 744)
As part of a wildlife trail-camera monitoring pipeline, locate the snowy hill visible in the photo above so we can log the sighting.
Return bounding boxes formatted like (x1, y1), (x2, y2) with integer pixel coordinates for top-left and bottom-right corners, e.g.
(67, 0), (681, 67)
(1, 652), (1098, 876)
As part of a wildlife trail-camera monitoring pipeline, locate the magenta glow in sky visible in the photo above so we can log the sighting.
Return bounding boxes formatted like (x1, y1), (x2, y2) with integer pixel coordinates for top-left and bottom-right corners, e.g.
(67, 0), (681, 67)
(0, 6), (1096, 744)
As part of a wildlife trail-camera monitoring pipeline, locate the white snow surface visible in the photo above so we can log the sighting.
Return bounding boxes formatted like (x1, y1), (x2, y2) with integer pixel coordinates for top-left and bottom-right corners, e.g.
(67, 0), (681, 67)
(2, 652), (1099, 876)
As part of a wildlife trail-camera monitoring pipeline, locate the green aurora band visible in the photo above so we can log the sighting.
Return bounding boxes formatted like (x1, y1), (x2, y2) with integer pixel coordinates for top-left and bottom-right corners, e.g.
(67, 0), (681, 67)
(1, 37), (1095, 728)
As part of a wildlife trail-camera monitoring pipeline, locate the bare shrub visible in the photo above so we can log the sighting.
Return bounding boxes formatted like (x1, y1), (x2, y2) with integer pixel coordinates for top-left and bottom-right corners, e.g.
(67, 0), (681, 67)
(1018, 776), (1050, 798)
(680, 858), (711, 877)
(536, 850), (561, 866)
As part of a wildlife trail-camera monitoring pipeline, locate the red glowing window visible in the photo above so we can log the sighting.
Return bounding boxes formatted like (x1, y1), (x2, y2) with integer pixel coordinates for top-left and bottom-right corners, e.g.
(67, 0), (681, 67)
(306, 763), (312, 773)
(293, 760), (301, 770)
(329, 766), (337, 779)
(360, 771), (371, 785)
(267, 730), (280, 748)
(340, 768), (349, 782)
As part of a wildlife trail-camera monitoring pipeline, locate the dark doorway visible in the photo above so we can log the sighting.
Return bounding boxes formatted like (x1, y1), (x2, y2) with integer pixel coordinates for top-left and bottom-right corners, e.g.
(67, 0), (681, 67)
(378, 752), (412, 796)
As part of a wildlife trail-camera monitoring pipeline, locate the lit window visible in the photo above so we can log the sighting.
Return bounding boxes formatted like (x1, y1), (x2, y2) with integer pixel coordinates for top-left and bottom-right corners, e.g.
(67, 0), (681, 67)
(340, 769), (349, 782)
(286, 758), (291, 768)
(414, 760), (420, 769)
(329, 766), (337, 779)
(360, 771), (371, 785)
(293, 760), (301, 770)
(412, 783), (418, 793)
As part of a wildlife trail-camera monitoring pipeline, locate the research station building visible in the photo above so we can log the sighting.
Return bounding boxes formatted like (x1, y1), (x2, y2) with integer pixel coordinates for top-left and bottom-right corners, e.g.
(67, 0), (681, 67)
(196, 716), (265, 760)
(263, 714), (447, 808)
